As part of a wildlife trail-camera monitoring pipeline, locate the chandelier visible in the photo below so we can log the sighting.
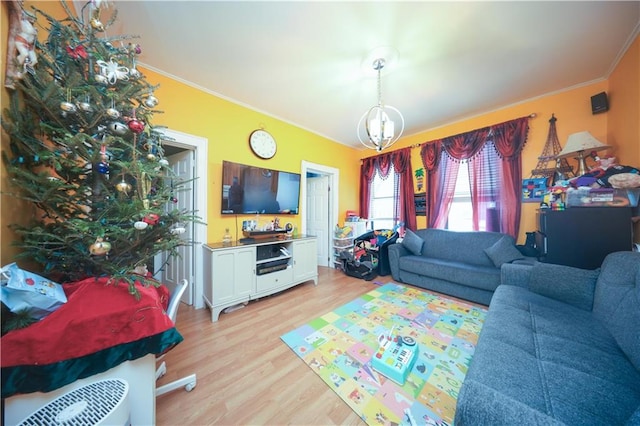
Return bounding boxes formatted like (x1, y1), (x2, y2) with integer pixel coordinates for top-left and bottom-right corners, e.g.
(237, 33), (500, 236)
(357, 58), (405, 152)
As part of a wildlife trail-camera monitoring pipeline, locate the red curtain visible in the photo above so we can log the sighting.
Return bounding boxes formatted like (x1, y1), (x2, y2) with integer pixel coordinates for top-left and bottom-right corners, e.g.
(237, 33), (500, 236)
(390, 148), (417, 231)
(359, 148), (417, 231)
(359, 157), (377, 220)
(442, 128), (490, 161)
(487, 117), (530, 237)
(421, 117), (529, 237)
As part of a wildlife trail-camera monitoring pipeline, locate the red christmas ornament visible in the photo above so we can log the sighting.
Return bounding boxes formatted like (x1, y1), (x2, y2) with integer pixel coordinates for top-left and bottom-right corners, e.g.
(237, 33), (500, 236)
(143, 213), (160, 225)
(66, 45), (87, 59)
(128, 119), (145, 134)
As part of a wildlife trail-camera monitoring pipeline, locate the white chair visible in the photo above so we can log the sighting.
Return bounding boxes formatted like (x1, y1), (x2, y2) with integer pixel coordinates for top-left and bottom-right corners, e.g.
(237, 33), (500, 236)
(156, 279), (197, 396)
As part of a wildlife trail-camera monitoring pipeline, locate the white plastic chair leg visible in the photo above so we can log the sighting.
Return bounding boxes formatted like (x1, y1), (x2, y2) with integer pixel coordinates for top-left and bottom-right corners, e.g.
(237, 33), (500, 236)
(156, 373), (197, 396)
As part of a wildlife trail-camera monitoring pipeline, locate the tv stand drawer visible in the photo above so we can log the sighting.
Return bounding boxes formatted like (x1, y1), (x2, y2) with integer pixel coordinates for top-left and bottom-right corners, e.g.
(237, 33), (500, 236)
(256, 267), (294, 294)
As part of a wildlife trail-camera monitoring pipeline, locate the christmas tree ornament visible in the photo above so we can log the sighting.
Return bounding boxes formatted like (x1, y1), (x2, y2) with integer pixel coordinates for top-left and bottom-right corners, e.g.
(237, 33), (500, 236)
(78, 101), (93, 113)
(143, 213), (160, 225)
(115, 179), (131, 193)
(94, 74), (108, 85)
(89, 237), (111, 256)
(145, 140), (158, 160)
(66, 45), (87, 59)
(97, 161), (109, 174)
(129, 43), (142, 55)
(97, 58), (129, 85)
(132, 264), (148, 276)
(108, 121), (128, 135)
(106, 107), (120, 119)
(134, 221), (148, 230)
(60, 89), (76, 113)
(90, 17), (104, 31)
(158, 158), (169, 167)
(127, 111), (145, 134)
(129, 66), (140, 79)
(128, 119), (145, 134)
(171, 226), (186, 235)
(129, 57), (141, 79)
(60, 101), (77, 113)
(143, 94), (158, 109)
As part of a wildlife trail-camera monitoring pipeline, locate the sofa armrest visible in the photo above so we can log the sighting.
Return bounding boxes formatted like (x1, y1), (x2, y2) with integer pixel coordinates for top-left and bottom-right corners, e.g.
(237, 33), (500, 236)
(388, 243), (407, 281)
(500, 263), (534, 288)
(502, 261), (600, 311)
(513, 256), (538, 265)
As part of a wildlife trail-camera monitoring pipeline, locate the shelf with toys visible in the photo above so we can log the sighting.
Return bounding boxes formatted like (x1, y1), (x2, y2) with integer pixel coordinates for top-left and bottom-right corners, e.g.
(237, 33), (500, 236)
(332, 220), (368, 270)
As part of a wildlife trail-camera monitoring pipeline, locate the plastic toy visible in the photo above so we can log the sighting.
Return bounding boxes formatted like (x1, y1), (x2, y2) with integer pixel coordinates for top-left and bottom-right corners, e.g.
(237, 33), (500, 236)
(371, 327), (418, 385)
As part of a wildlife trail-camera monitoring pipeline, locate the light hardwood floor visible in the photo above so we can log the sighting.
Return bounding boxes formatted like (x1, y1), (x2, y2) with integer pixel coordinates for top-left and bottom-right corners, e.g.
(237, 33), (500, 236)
(156, 266), (379, 425)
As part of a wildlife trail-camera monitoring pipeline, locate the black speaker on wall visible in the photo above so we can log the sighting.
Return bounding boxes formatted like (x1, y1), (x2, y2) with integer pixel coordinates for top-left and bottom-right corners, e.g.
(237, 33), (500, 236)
(591, 92), (609, 114)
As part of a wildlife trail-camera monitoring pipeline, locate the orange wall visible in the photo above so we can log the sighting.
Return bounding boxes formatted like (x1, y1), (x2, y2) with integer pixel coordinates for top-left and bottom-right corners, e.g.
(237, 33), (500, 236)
(608, 35), (640, 167)
(2, 1), (639, 266)
(608, 34), (640, 240)
(383, 34), (638, 243)
(372, 80), (612, 243)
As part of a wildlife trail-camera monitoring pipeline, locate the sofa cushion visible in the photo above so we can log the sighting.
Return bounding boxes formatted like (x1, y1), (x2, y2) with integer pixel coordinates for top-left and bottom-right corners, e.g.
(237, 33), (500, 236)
(401, 229), (424, 256)
(398, 256), (501, 292)
(484, 235), (524, 267)
(529, 262), (599, 311)
(415, 229), (507, 267)
(457, 285), (640, 425)
(592, 251), (640, 371)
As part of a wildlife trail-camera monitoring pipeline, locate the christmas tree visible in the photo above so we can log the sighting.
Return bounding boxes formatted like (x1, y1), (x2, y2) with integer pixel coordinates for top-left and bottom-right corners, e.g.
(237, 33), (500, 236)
(2, 1), (198, 296)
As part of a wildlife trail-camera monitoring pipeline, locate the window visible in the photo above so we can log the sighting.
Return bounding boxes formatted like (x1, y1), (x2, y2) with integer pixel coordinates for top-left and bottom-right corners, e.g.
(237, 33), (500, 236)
(447, 163), (473, 231)
(447, 144), (501, 232)
(369, 166), (398, 230)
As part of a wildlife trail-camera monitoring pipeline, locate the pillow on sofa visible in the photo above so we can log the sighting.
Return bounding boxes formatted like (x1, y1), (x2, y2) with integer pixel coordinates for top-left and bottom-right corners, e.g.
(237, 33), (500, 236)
(402, 229), (424, 256)
(484, 236), (524, 267)
(529, 262), (599, 311)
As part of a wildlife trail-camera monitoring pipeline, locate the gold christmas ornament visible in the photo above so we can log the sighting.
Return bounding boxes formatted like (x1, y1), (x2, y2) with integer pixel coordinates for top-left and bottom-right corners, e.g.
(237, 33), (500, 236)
(116, 180), (131, 193)
(60, 101), (77, 113)
(89, 237), (111, 256)
(106, 107), (120, 119)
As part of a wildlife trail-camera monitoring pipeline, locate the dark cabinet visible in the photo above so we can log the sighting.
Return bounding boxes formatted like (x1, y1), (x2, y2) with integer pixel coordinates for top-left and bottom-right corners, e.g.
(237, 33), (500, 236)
(536, 207), (633, 269)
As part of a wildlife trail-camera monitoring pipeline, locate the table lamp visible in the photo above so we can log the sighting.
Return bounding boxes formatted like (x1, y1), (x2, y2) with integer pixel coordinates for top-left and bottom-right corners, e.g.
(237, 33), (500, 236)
(556, 131), (610, 176)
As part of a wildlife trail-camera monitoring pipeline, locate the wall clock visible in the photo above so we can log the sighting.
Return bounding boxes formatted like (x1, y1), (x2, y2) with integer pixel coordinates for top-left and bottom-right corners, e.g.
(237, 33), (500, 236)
(249, 129), (277, 159)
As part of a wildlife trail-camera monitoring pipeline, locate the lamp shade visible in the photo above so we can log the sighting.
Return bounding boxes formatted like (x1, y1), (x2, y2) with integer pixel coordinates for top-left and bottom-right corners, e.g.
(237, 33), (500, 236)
(556, 131), (610, 158)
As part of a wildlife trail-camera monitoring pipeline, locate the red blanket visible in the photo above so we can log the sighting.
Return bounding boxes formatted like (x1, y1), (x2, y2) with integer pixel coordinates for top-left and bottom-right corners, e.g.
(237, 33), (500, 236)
(1, 276), (172, 367)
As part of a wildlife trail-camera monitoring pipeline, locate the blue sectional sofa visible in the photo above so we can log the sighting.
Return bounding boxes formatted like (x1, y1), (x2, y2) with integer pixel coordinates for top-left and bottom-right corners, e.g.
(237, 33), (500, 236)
(455, 251), (640, 425)
(388, 229), (530, 305)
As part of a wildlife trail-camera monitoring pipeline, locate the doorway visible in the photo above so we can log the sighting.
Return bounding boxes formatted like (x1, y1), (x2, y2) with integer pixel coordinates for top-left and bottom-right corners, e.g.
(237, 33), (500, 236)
(154, 129), (208, 309)
(301, 161), (339, 268)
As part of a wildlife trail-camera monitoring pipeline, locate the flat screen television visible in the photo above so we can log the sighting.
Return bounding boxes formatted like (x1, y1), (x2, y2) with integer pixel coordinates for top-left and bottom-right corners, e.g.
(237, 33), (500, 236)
(221, 160), (301, 215)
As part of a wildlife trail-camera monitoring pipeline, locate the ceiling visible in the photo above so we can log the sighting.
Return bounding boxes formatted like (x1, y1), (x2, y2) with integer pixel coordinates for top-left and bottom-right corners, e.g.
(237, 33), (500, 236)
(79, 1), (639, 149)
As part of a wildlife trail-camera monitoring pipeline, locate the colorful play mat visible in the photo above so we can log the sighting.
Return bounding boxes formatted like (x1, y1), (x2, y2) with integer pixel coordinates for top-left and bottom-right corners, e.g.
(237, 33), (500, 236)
(281, 283), (487, 425)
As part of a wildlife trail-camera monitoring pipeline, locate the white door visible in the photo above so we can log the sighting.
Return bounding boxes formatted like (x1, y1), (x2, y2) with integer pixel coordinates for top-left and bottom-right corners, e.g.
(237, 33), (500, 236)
(306, 175), (330, 267)
(157, 150), (195, 304)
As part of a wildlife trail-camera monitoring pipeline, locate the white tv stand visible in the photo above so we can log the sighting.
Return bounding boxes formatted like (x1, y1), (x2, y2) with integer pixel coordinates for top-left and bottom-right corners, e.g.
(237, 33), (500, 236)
(203, 235), (317, 322)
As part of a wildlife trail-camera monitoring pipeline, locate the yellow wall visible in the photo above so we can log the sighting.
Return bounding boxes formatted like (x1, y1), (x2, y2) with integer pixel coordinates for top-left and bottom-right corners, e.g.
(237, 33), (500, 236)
(2, 1), (639, 266)
(140, 68), (361, 243)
